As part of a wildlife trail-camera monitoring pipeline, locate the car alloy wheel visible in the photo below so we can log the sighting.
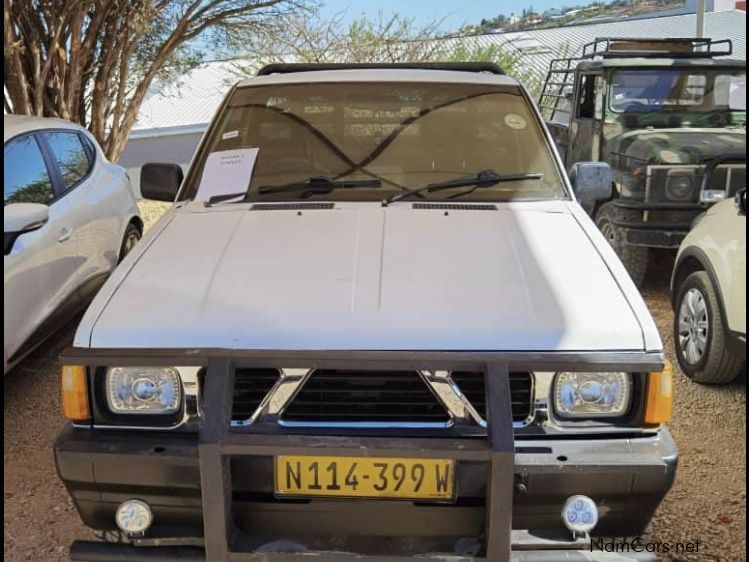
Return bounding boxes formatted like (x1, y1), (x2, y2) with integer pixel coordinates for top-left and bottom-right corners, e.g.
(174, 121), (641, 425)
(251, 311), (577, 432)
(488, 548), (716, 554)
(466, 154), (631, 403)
(677, 287), (709, 365)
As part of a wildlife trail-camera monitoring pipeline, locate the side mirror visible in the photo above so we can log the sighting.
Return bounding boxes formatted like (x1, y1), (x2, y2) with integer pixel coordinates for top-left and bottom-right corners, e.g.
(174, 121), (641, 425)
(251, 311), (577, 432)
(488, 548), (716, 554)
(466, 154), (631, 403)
(140, 163), (184, 202)
(4, 203), (49, 255)
(4, 203), (49, 234)
(569, 162), (613, 204)
(736, 188), (747, 215)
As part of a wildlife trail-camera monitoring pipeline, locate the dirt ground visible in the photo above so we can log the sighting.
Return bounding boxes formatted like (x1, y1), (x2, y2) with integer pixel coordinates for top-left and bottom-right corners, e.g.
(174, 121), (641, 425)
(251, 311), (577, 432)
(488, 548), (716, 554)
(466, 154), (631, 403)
(3, 202), (746, 562)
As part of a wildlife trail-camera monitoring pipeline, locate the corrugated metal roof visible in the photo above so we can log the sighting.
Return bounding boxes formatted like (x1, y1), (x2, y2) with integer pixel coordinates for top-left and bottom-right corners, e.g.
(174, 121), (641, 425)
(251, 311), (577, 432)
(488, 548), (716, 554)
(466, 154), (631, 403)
(132, 10), (746, 133)
(132, 60), (252, 132)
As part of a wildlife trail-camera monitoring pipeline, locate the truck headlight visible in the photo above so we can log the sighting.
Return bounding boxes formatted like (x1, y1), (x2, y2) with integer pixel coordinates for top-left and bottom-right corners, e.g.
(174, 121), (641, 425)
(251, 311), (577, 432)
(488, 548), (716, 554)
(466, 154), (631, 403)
(665, 173), (695, 201)
(106, 367), (181, 414)
(553, 372), (632, 419)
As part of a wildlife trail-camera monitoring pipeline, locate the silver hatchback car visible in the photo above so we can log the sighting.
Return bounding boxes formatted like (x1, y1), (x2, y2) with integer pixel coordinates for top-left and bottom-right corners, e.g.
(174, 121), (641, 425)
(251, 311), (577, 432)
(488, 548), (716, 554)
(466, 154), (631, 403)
(4, 115), (142, 374)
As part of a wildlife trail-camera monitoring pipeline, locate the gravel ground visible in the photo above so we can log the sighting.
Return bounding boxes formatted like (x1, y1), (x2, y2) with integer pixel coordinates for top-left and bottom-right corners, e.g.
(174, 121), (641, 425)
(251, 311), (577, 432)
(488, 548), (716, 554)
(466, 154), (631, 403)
(3, 202), (746, 562)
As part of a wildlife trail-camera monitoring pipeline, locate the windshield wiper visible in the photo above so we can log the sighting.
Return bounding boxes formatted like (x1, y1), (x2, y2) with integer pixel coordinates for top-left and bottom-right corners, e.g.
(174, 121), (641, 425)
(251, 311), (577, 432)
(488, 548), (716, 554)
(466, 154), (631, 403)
(204, 176), (382, 206)
(381, 170), (543, 206)
(258, 176), (381, 195)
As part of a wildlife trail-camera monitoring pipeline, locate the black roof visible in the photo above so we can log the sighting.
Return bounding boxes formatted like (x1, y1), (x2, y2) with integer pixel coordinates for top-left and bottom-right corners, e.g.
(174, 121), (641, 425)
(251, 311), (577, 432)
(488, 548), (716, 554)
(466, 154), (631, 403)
(257, 62), (505, 76)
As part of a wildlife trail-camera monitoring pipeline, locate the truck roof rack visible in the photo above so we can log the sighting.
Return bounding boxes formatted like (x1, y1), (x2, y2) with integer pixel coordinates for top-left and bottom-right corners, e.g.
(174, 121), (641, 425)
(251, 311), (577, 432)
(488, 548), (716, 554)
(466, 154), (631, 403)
(257, 62), (505, 76)
(536, 36), (734, 123)
(581, 37), (733, 59)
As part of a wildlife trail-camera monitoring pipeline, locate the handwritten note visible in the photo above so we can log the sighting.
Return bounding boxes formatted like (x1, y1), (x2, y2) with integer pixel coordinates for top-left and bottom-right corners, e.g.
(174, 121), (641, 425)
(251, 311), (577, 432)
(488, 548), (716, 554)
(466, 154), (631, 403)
(196, 148), (259, 201)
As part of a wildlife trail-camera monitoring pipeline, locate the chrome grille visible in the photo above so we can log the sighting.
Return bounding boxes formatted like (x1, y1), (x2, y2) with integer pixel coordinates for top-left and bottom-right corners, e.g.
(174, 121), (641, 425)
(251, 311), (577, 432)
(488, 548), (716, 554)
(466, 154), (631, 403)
(230, 368), (535, 428)
(281, 370), (450, 424)
(451, 371), (533, 423)
(231, 368), (280, 422)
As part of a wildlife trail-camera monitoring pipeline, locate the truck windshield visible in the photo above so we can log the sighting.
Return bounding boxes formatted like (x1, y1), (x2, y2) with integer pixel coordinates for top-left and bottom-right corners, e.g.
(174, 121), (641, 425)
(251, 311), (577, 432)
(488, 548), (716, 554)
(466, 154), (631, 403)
(609, 69), (747, 121)
(181, 82), (566, 202)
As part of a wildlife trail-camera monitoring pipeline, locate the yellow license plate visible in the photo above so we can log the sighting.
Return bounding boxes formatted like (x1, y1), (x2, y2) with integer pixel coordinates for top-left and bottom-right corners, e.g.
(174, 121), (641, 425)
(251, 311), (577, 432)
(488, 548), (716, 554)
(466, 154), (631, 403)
(275, 455), (455, 501)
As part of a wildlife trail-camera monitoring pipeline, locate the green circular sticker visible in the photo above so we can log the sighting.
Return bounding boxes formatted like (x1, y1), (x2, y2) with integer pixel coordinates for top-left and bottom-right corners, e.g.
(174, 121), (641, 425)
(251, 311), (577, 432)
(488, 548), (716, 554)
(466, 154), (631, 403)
(504, 114), (527, 130)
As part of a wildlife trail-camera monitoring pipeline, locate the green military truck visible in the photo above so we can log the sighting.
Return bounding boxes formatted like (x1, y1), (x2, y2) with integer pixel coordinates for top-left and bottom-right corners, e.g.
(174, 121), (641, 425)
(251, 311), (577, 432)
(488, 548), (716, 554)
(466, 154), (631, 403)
(539, 37), (746, 285)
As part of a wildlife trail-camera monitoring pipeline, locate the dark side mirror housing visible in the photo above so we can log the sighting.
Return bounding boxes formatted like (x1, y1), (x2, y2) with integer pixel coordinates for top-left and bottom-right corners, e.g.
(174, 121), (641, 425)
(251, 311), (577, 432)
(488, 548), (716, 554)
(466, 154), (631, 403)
(569, 162), (613, 204)
(736, 188), (747, 215)
(140, 163), (184, 202)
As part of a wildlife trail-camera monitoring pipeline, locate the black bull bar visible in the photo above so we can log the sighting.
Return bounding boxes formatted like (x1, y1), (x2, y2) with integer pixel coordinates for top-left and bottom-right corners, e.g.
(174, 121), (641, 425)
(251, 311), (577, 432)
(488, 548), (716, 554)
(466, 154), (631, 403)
(60, 348), (665, 562)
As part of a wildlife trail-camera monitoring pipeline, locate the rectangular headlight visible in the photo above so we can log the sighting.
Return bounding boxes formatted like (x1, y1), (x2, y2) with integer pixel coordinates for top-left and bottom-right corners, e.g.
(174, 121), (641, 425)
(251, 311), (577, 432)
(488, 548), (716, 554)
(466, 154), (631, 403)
(553, 372), (632, 419)
(106, 367), (182, 415)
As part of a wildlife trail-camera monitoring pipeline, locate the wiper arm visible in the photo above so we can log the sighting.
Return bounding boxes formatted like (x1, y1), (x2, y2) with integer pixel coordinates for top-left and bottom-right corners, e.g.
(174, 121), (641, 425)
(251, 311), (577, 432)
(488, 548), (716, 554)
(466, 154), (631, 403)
(382, 170), (543, 206)
(258, 176), (381, 194)
(204, 176), (382, 206)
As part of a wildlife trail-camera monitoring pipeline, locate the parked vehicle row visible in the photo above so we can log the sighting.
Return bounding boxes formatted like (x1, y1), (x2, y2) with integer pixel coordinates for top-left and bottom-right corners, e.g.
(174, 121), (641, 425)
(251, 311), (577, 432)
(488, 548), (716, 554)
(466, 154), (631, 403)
(2, 49), (743, 562)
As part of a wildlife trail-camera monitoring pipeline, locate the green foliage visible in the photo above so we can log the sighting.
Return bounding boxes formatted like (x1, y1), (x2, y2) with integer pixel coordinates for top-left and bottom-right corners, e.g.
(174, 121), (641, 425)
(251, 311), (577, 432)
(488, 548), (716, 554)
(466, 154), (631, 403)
(4, 0), (301, 160)
(5, 177), (55, 206)
(228, 10), (541, 94)
(435, 42), (542, 96)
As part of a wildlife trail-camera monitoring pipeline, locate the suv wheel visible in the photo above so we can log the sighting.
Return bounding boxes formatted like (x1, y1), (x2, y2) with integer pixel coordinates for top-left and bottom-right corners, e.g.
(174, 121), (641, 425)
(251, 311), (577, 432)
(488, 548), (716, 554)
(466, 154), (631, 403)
(119, 223), (141, 263)
(595, 202), (648, 287)
(674, 271), (743, 384)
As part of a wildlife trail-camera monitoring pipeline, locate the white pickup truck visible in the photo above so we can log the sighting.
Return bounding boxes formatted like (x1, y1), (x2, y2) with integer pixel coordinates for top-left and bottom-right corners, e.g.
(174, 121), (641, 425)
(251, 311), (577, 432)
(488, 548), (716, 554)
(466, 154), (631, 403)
(55, 63), (676, 562)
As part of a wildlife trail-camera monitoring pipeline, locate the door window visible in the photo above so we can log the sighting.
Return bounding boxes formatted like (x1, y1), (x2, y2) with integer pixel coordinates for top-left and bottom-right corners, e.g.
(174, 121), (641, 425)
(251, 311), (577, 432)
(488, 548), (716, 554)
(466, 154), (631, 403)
(577, 74), (602, 119)
(4, 135), (55, 205)
(43, 132), (92, 190)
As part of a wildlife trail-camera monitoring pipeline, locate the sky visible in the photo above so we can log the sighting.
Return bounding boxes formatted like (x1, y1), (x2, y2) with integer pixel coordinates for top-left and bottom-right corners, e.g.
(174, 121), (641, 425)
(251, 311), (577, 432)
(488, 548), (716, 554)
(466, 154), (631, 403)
(318, 0), (581, 31)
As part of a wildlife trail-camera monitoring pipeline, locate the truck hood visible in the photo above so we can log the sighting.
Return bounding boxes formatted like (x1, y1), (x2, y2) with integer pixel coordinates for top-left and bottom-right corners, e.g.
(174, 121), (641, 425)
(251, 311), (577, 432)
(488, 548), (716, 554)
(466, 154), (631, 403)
(606, 127), (745, 165)
(80, 201), (654, 351)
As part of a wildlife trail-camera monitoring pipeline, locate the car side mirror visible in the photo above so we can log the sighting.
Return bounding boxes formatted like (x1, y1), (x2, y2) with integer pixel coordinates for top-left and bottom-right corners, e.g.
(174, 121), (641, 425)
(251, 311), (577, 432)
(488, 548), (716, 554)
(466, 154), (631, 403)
(4, 203), (49, 255)
(4, 203), (49, 234)
(140, 163), (184, 202)
(569, 162), (613, 204)
(736, 188), (747, 215)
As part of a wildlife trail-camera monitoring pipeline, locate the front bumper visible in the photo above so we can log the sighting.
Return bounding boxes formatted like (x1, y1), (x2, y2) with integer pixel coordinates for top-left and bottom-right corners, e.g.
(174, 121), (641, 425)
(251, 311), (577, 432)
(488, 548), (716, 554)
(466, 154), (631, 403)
(55, 351), (676, 562)
(56, 424), (677, 562)
(610, 200), (700, 249)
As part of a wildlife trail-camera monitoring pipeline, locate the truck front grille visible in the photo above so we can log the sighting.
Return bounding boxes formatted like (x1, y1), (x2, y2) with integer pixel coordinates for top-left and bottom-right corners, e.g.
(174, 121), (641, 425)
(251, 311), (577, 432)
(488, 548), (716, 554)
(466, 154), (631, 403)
(646, 164), (745, 207)
(230, 369), (534, 427)
(451, 371), (533, 423)
(281, 370), (450, 424)
(231, 368), (280, 422)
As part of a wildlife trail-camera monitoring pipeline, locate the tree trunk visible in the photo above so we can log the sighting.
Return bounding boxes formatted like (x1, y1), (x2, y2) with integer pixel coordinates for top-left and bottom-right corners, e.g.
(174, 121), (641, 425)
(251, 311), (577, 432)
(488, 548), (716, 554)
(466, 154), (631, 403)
(4, 0), (292, 162)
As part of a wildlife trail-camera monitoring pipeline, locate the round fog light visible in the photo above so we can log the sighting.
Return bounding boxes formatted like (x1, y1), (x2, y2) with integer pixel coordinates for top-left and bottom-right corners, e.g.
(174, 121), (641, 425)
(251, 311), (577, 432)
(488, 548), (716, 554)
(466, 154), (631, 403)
(562, 495), (598, 534)
(115, 499), (153, 535)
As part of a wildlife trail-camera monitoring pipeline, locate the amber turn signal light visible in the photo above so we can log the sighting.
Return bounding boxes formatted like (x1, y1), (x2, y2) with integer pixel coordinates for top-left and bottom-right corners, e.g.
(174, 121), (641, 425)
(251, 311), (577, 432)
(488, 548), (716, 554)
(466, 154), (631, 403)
(61, 365), (90, 421)
(644, 361), (673, 425)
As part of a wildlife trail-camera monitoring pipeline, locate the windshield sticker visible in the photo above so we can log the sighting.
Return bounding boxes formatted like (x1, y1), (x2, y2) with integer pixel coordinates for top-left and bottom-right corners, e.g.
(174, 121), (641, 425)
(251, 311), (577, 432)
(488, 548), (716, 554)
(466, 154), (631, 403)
(729, 76), (746, 111)
(221, 130), (239, 140)
(196, 148), (259, 202)
(504, 114), (527, 130)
